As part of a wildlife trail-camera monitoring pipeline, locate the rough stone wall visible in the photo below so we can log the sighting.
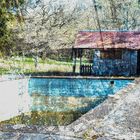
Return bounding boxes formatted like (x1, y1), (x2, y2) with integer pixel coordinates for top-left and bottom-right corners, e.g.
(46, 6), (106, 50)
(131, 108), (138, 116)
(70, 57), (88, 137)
(92, 49), (137, 76)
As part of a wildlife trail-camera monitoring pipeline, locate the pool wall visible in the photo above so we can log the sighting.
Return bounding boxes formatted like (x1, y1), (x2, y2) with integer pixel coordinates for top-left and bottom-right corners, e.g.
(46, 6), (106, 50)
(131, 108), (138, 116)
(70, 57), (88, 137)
(0, 79), (30, 121)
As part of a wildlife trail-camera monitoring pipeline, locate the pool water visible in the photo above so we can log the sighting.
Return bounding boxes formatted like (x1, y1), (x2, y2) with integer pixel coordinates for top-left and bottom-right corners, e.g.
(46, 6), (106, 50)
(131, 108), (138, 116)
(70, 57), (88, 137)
(29, 78), (132, 97)
(0, 78), (132, 126)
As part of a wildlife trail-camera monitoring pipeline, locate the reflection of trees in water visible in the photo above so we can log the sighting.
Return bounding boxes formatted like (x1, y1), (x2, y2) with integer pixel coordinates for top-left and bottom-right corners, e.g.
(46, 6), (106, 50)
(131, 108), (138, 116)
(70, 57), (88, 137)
(24, 90), (108, 125)
(31, 93), (47, 107)
(30, 93), (105, 112)
(0, 96), (106, 126)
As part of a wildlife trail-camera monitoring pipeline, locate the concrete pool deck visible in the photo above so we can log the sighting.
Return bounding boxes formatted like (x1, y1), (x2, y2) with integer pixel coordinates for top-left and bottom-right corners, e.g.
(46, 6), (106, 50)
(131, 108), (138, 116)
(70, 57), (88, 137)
(0, 77), (140, 139)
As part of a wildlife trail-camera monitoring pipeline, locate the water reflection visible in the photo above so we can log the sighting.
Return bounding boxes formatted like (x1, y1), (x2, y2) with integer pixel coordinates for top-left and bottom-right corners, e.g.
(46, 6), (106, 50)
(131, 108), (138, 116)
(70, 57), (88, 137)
(0, 93), (106, 126)
(0, 78), (132, 126)
(30, 93), (104, 112)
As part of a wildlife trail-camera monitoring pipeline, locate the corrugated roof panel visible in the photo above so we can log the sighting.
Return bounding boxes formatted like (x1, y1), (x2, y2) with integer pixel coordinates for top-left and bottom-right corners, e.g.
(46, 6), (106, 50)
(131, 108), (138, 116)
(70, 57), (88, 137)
(74, 31), (140, 50)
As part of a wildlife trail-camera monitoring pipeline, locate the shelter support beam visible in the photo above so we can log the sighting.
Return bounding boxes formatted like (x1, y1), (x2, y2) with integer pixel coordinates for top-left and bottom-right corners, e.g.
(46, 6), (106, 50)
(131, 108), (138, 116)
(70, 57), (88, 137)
(72, 49), (77, 74)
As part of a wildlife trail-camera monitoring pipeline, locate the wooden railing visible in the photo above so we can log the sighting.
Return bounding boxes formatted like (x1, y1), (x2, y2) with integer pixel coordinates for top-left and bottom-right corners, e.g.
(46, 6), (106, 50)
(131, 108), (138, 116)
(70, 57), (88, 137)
(80, 65), (93, 75)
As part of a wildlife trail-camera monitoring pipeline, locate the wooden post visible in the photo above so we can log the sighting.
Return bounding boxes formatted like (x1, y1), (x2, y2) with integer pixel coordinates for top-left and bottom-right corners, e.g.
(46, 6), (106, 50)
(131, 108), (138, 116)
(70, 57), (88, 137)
(73, 49), (77, 74)
(81, 65), (83, 75)
(90, 65), (92, 75)
(80, 49), (82, 74)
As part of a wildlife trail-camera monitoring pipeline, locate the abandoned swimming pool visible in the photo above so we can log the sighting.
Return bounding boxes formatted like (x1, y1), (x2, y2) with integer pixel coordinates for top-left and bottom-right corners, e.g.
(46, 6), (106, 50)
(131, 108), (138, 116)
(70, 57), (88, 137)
(0, 78), (133, 126)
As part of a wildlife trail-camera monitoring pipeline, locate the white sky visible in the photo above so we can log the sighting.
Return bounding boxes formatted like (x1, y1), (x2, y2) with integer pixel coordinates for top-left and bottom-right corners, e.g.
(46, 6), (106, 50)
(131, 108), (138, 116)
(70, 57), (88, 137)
(28, 0), (92, 9)
(26, 0), (93, 16)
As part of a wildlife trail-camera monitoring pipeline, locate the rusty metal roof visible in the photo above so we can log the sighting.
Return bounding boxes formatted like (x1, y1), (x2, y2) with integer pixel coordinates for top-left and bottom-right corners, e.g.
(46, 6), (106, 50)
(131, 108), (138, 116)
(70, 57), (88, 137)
(74, 30), (140, 50)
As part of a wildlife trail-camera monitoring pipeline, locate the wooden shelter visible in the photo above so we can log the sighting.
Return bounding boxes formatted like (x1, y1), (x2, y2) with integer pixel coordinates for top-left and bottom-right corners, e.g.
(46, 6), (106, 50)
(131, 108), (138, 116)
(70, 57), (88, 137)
(72, 30), (140, 76)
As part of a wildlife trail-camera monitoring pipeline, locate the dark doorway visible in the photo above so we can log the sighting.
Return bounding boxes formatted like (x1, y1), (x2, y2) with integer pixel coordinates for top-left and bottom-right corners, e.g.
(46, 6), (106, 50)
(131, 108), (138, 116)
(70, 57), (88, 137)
(137, 50), (140, 75)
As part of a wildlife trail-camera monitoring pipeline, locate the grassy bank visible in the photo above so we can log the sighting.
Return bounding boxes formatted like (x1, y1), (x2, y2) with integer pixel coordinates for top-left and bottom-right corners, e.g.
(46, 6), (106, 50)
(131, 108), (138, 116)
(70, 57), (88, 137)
(0, 57), (75, 75)
(0, 56), (92, 75)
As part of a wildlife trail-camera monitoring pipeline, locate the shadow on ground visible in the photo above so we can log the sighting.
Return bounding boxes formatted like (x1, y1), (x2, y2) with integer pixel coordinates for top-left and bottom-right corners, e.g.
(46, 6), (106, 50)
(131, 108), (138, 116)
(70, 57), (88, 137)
(25, 71), (79, 76)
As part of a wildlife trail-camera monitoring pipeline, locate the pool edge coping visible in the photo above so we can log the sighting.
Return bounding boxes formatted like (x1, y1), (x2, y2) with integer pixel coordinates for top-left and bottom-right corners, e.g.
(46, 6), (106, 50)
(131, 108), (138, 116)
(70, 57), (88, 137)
(31, 76), (136, 80)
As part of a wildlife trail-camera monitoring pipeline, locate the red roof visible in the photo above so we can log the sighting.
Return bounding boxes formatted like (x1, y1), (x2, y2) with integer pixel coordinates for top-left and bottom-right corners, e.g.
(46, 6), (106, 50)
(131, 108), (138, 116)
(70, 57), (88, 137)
(74, 31), (140, 50)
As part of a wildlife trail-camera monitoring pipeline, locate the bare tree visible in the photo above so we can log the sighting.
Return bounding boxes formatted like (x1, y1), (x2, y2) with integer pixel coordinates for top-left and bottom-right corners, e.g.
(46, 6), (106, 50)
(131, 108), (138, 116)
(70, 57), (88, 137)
(12, 0), (140, 69)
(16, 0), (80, 69)
(90, 0), (140, 30)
